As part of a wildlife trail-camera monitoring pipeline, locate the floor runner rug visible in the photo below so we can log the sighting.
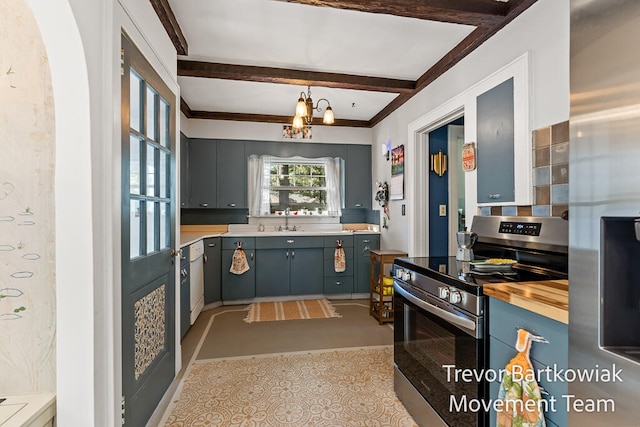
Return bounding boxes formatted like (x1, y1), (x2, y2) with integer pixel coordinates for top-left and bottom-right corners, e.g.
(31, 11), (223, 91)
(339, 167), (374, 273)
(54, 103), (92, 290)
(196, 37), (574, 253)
(161, 346), (417, 426)
(243, 299), (341, 323)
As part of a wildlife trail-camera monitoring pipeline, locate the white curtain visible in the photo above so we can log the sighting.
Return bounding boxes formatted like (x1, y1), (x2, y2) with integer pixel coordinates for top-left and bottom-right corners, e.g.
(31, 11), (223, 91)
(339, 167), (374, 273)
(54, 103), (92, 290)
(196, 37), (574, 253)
(247, 154), (272, 216)
(247, 155), (342, 217)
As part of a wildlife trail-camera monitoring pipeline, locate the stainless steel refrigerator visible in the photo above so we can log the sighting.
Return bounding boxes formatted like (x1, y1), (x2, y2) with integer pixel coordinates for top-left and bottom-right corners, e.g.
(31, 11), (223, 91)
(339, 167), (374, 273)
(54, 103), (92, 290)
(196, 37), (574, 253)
(570, 0), (640, 425)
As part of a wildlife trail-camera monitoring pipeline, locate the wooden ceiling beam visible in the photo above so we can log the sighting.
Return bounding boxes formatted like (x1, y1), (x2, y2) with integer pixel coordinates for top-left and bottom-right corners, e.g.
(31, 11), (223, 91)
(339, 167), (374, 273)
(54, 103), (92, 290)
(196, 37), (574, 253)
(184, 108), (370, 128)
(178, 60), (415, 94)
(149, 0), (188, 55)
(277, 0), (509, 27)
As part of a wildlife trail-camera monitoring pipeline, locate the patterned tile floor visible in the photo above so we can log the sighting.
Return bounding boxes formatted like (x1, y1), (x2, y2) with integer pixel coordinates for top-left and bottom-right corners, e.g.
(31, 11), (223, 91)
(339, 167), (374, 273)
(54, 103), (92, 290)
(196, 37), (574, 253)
(161, 346), (417, 426)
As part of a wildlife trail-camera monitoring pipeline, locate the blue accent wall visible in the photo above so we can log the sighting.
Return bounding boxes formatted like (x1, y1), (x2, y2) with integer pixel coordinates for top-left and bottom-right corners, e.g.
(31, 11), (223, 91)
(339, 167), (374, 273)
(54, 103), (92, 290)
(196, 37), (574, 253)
(428, 118), (463, 256)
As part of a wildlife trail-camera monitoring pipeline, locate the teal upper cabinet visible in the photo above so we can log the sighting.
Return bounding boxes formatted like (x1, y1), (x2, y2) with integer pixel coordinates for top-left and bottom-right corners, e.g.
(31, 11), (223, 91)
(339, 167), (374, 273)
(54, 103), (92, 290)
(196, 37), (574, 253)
(179, 133), (189, 208)
(345, 145), (372, 209)
(476, 78), (515, 204)
(217, 142), (247, 208)
(188, 139), (217, 208)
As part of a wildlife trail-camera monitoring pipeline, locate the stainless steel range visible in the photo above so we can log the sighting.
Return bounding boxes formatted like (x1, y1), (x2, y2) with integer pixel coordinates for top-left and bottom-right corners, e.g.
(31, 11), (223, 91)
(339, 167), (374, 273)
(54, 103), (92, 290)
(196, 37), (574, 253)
(392, 215), (568, 427)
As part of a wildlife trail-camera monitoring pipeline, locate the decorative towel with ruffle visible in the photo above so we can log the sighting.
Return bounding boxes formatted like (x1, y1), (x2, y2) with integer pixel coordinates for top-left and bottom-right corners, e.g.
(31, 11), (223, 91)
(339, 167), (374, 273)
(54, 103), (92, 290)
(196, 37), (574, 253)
(496, 329), (546, 427)
(334, 240), (346, 273)
(230, 242), (250, 275)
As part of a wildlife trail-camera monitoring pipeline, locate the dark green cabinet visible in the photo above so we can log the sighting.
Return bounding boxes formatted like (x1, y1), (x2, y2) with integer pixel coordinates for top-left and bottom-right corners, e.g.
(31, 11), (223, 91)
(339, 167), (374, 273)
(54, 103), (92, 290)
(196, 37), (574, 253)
(345, 145), (372, 209)
(216, 142), (247, 208)
(203, 237), (221, 304)
(323, 236), (354, 293)
(180, 133), (189, 208)
(221, 238), (255, 300)
(354, 234), (380, 293)
(188, 139), (217, 208)
(255, 236), (324, 297)
(476, 78), (515, 204)
(179, 255), (190, 340)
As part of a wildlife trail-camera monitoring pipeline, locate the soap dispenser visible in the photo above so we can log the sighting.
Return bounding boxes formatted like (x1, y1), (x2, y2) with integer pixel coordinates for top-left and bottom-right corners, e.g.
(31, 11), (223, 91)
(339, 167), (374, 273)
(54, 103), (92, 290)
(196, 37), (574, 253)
(258, 223), (265, 232)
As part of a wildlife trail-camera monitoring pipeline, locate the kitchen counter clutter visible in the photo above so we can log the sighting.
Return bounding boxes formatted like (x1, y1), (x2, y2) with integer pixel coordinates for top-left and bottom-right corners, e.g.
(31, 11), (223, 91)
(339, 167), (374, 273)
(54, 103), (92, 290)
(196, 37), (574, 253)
(483, 279), (569, 324)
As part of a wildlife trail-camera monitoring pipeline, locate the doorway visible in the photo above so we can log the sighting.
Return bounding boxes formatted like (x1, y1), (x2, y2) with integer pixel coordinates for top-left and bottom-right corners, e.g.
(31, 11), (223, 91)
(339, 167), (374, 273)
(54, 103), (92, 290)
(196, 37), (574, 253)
(427, 118), (464, 257)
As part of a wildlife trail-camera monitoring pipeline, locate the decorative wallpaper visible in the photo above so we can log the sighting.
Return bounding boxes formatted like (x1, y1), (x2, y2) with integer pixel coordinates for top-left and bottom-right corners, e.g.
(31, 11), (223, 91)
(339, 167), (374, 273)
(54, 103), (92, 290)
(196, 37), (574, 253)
(0, 0), (56, 393)
(134, 284), (166, 380)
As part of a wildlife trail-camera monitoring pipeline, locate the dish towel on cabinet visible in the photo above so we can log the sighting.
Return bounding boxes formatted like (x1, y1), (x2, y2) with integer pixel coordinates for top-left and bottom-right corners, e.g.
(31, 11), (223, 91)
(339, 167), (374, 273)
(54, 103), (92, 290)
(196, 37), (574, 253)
(496, 328), (546, 427)
(230, 242), (250, 275)
(334, 240), (346, 273)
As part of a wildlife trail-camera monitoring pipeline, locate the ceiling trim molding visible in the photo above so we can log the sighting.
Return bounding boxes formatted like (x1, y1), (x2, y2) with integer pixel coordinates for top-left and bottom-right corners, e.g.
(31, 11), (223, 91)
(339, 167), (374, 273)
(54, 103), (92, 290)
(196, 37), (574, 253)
(278, 0), (509, 27)
(149, 0), (188, 55)
(177, 60), (415, 94)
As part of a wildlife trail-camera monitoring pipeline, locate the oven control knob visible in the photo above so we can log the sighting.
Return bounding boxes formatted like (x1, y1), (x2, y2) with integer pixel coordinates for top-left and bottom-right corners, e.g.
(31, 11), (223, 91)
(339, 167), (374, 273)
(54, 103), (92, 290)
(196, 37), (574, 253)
(449, 290), (462, 304)
(438, 286), (450, 299)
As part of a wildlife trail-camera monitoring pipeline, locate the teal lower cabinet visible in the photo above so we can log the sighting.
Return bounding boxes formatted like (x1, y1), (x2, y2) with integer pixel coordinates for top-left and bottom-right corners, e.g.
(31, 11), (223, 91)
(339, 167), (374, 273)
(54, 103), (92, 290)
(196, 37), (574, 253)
(221, 237), (256, 300)
(203, 237), (221, 304)
(488, 297), (568, 427)
(255, 236), (324, 297)
(354, 234), (379, 293)
(323, 236), (354, 294)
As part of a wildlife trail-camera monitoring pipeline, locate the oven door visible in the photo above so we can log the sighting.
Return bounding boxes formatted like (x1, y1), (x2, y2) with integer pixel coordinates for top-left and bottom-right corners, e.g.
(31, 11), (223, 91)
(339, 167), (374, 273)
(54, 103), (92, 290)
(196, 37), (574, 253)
(393, 280), (487, 427)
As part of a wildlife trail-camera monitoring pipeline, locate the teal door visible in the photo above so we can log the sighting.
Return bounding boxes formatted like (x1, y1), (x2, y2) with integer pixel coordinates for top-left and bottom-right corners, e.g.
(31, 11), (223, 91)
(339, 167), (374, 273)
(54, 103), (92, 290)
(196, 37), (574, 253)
(121, 33), (177, 426)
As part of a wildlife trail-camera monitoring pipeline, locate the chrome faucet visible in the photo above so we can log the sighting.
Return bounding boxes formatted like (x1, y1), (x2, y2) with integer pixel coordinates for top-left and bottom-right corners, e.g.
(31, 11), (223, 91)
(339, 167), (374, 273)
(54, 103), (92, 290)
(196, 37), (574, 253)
(284, 208), (290, 231)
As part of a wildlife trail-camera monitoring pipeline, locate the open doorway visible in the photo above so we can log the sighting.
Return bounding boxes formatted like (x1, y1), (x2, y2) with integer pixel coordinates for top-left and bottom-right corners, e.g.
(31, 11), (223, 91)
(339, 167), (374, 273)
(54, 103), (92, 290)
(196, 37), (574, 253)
(427, 118), (464, 257)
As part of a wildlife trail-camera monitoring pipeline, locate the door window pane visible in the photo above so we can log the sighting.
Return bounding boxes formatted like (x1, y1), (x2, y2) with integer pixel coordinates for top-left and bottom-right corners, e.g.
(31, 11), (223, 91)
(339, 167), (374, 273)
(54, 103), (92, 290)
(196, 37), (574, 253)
(146, 201), (156, 254)
(130, 70), (142, 132)
(146, 144), (156, 197)
(159, 98), (169, 148)
(146, 85), (157, 141)
(160, 202), (169, 250)
(159, 150), (168, 198)
(130, 199), (141, 258)
(130, 136), (141, 195)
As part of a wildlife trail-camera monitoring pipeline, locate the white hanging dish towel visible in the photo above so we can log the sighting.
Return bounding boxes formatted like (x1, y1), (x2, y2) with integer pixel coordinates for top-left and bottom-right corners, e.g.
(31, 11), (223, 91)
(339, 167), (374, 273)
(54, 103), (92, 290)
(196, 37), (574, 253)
(230, 241), (250, 275)
(334, 240), (346, 273)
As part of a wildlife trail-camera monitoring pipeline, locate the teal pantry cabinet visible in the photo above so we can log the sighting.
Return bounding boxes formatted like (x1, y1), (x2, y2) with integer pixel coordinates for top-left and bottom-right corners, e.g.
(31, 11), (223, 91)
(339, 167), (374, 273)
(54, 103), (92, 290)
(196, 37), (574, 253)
(255, 236), (324, 297)
(187, 139), (217, 208)
(488, 297), (568, 427)
(221, 237), (255, 300)
(345, 145), (372, 209)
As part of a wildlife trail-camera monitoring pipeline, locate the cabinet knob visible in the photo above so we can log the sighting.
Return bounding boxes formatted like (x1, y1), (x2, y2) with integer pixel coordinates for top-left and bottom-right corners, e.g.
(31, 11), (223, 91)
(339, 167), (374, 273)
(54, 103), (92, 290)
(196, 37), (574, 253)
(336, 281), (342, 285)
(199, 203), (209, 207)
(354, 203), (363, 207)
(286, 239), (294, 244)
(488, 194), (502, 200)
(363, 240), (371, 243)
(208, 243), (217, 247)
(227, 203), (237, 207)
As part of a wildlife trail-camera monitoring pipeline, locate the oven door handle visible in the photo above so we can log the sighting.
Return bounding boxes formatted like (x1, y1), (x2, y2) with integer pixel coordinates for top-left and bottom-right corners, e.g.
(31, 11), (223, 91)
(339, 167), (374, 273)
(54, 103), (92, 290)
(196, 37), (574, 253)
(394, 282), (477, 334)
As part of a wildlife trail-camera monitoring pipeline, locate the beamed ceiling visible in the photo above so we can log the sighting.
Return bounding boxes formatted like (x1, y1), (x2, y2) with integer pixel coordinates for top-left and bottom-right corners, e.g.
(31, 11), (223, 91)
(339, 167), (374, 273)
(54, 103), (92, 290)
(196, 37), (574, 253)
(151, 0), (538, 128)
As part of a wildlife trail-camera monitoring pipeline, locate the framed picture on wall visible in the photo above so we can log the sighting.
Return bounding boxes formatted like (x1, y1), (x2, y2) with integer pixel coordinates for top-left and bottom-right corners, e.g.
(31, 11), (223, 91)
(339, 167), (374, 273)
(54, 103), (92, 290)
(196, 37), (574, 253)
(390, 144), (404, 200)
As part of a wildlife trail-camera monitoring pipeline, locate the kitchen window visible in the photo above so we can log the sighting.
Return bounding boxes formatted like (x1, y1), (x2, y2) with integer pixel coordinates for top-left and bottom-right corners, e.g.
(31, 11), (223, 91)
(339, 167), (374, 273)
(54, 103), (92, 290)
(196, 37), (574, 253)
(248, 155), (342, 216)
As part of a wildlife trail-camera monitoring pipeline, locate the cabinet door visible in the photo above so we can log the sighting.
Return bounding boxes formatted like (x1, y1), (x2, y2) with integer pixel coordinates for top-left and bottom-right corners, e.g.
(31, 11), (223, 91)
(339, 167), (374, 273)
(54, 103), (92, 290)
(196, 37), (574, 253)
(179, 133), (189, 208)
(188, 139), (217, 208)
(221, 249), (255, 300)
(345, 145), (372, 209)
(255, 249), (290, 297)
(290, 247), (324, 295)
(203, 237), (221, 304)
(354, 234), (380, 293)
(217, 141), (247, 208)
(476, 78), (515, 204)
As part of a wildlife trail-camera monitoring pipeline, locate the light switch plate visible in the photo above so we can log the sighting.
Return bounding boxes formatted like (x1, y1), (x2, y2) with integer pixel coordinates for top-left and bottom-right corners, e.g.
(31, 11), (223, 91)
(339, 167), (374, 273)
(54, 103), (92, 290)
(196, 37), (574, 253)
(439, 205), (446, 216)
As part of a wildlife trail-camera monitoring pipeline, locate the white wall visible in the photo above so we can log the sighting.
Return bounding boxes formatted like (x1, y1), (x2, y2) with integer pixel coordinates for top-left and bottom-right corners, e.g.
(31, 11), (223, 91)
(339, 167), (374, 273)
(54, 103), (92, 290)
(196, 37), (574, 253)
(372, 0), (570, 254)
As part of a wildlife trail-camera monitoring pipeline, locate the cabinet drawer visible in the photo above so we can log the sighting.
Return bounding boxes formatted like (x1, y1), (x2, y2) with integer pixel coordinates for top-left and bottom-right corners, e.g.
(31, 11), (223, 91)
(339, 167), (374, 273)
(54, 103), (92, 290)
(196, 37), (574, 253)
(256, 236), (324, 249)
(222, 237), (255, 250)
(323, 235), (353, 247)
(324, 276), (354, 294)
(323, 246), (354, 260)
(489, 297), (568, 369)
(323, 258), (353, 277)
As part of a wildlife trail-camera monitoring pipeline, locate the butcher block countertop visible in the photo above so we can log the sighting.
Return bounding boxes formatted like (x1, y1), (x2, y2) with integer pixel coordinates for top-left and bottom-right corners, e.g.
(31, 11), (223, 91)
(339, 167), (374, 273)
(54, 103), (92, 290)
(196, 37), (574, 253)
(483, 279), (569, 324)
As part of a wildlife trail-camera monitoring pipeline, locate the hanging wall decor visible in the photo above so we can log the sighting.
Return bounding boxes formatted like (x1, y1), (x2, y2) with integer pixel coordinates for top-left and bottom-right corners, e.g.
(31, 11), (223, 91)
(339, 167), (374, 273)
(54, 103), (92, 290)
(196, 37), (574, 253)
(390, 145), (404, 200)
(461, 142), (476, 171)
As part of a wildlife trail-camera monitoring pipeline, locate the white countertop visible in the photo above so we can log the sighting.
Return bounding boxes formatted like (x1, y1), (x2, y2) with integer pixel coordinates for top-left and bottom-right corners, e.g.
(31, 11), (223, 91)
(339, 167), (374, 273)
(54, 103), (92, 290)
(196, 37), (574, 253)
(0, 393), (55, 427)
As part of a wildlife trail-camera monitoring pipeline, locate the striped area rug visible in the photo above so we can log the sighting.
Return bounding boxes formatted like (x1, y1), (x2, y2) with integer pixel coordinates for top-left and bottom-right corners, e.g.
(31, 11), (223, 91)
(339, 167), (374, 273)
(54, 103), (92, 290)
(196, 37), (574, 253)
(244, 299), (341, 323)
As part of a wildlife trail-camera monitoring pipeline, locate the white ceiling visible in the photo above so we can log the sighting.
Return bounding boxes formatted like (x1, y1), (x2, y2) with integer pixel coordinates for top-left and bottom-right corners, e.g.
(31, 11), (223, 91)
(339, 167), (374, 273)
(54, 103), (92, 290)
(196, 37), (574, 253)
(168, 0), (519, 125)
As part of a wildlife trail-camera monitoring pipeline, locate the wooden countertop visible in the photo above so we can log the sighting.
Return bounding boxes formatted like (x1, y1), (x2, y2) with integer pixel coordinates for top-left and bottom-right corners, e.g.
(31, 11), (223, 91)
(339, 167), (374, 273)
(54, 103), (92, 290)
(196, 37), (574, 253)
(483, 279), (569, 324)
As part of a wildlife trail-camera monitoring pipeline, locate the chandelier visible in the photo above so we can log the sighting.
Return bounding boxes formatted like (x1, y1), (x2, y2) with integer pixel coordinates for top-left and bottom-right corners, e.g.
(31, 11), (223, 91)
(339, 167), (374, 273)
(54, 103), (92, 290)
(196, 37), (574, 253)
(292, 86), (334, 130)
